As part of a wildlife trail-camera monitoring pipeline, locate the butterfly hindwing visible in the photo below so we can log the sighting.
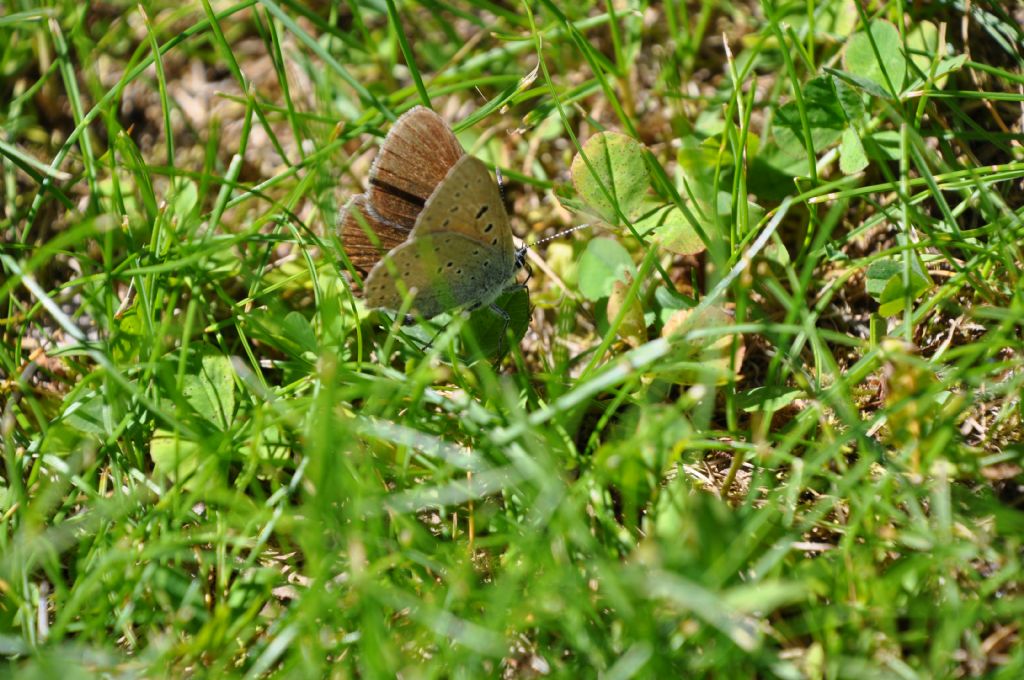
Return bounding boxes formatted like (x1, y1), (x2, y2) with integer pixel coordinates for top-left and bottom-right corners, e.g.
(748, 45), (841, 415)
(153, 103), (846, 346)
(363, 233), (516, 319)
(339, 194), (412, 276)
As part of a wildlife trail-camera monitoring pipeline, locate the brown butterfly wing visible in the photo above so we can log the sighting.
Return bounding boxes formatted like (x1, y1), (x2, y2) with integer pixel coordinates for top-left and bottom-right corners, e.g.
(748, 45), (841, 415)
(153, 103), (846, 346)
(339, 194), (412, 277)
(368, 106), (465, 229)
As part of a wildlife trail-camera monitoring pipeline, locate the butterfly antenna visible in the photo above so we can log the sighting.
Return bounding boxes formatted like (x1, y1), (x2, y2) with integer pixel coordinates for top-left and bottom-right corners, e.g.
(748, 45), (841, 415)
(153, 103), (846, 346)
(526, 222), (597, 250)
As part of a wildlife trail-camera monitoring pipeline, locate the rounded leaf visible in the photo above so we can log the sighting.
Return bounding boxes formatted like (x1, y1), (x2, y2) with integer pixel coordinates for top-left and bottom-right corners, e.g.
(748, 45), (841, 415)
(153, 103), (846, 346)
(839, 127), (869, 175)
(571, 131), (649, 223)
(843, 20), (907, 96)
(773, 76), (848, 158)
(639, 204), (707, 256)
(660, 305), (745, 385)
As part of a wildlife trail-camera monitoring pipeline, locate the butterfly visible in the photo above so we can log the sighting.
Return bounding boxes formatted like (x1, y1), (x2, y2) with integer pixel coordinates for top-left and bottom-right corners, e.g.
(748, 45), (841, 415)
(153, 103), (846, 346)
(340, 106), (527, 324)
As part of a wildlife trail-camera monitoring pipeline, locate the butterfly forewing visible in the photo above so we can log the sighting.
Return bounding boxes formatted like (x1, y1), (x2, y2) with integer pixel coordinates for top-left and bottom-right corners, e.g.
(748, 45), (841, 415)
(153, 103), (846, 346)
(411, 155), (514, 270)
(339, 195), (412, 276)
(368, 107), (464, 229)
(364, 234), (516, 319)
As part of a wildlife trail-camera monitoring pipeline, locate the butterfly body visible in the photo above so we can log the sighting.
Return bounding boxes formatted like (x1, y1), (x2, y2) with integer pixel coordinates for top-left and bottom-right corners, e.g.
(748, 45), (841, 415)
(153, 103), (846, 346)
(341, 107), (526, 321)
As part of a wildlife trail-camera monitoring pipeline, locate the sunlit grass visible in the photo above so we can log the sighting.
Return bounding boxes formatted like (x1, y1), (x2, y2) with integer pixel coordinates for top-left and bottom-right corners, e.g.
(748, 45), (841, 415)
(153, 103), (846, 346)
(2, 1), (1023, 676)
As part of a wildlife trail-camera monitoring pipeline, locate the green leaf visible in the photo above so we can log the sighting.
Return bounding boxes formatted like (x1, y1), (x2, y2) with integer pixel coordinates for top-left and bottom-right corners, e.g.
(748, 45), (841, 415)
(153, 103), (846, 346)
(865, 258), (901, 297)
(843, 20), (907, 97)
(904, 19), (965, 91)
(839, 127), (868, 175)
(181, 349), (236, 430)
(61, 389), (111, 438)
(244, 424), (290, 462)
(571, 131), (649, 223)
(463, 286), (530, 359)
(878, 271), (933, 317)
(833, 75), (866, 122)
(738, 386), (804, 413)
(578, 237), (636, 301)
(282, 311), (318, 357)
(655, 285), (690, 326)
(675, 136), (719, 211)
(111, 303), (146, 365)
(783, 77), (847, 131)
(824, 67), (893, 101)
(677, 136), (720, 189)
(863, 130), (902, 161)
(761, 238), (791, 268)
(247, 309), (318, 359)
(149, 348), (237, 485)
(866, 256), (934, 317)
(773, 76), (847, 158)
(637, 203), (705, 256)
(931, 54), (967, 84)
(150, 430), (205, 484)
(906, 20), (940, 76)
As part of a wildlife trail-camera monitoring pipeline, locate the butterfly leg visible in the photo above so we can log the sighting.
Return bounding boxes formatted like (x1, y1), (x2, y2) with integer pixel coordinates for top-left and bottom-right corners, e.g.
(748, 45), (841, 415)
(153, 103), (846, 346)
(489, 303), (511, 356)
(427, 317), (463, 351)
(522, 259), (533, 285)
(393, 312), (446, 353)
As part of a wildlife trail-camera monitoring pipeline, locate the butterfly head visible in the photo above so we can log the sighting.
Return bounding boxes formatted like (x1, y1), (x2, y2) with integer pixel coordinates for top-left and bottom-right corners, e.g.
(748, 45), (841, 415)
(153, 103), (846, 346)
(514, 244), (532, 282)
